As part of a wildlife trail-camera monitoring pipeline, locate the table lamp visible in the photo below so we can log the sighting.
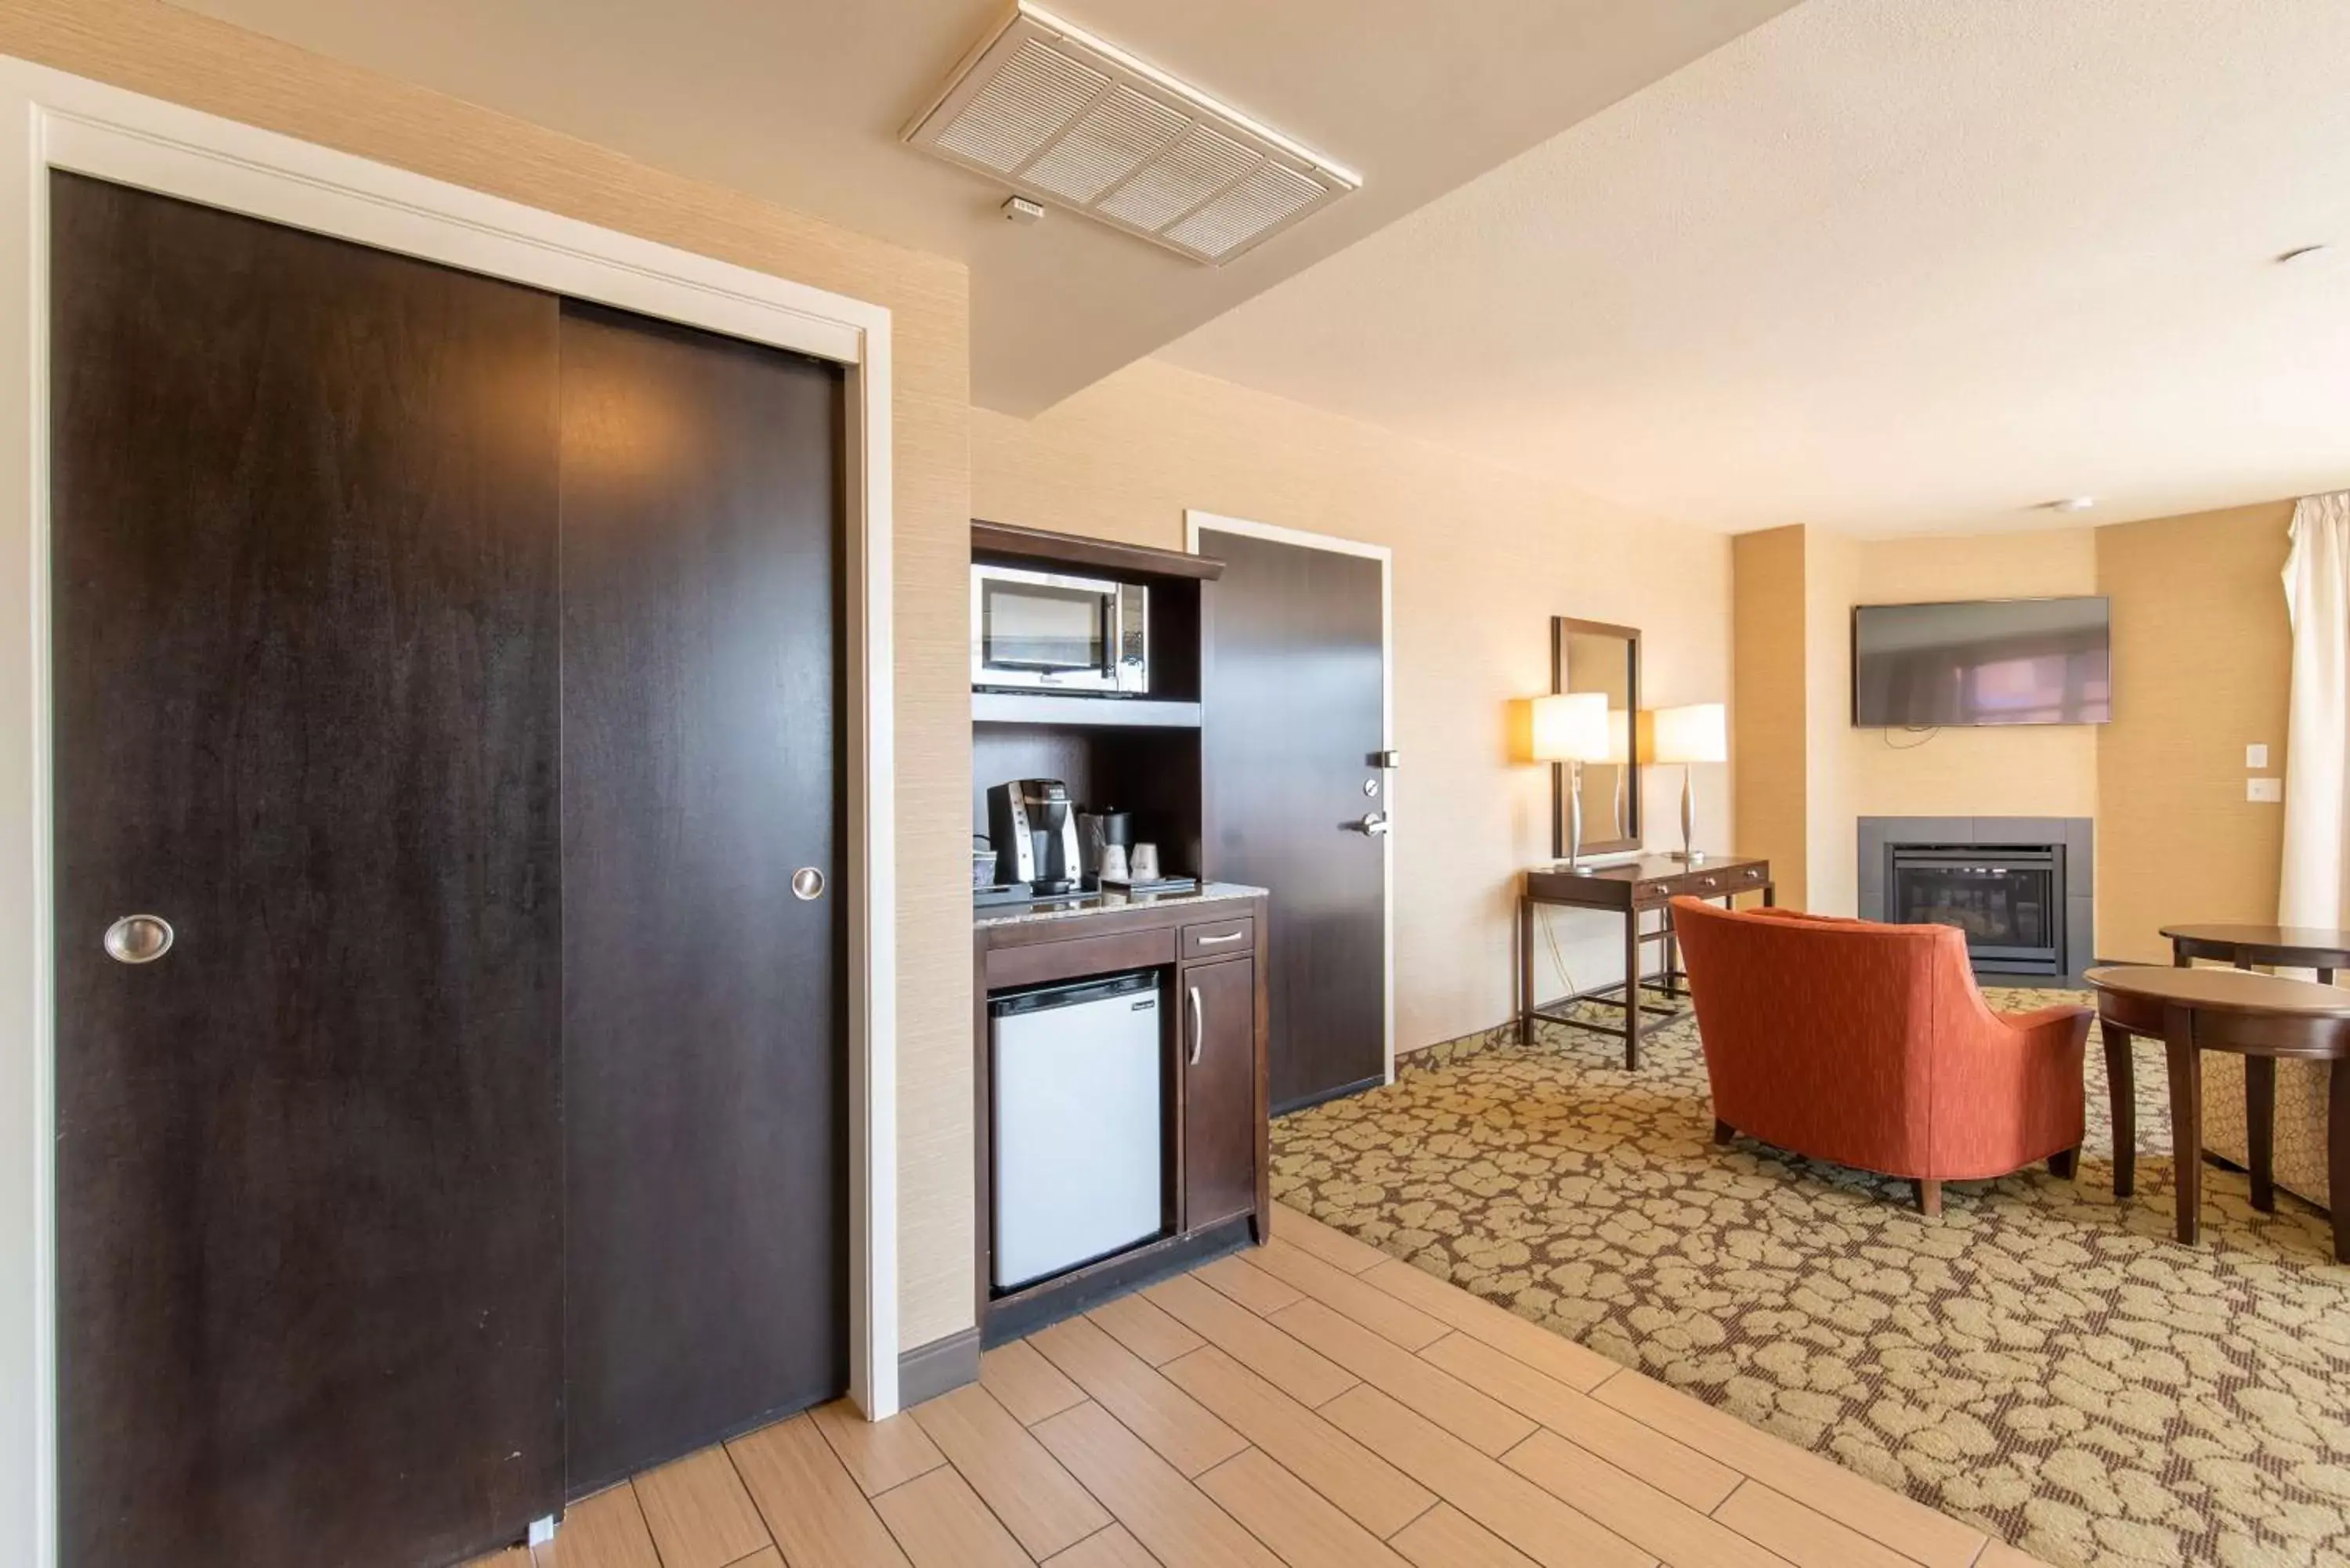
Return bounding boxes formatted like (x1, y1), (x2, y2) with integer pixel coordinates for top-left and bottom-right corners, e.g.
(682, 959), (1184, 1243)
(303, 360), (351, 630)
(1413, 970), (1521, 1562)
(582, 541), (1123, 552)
(1649, 702), (1727, 862)
(1531, 692), (1613, 870)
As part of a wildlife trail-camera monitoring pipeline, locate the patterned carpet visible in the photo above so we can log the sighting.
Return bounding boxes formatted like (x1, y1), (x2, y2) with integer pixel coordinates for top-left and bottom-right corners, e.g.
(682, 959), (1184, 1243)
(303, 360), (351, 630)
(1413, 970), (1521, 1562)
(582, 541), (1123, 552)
(1268, 988), (2350, 1568)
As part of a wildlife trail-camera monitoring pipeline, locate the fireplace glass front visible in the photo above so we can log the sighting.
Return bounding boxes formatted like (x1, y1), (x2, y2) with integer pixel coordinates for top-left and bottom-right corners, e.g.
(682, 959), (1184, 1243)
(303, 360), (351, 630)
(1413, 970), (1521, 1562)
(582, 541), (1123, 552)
(1886, 844), (2064, 976)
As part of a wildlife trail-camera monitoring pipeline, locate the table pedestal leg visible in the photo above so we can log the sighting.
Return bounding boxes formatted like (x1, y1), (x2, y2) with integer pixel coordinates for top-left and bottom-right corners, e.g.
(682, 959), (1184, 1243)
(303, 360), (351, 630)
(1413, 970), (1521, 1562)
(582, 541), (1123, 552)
(2104, 1021), (2136, 1199)
(2164, 1015), (2203, 1245)
(2246, 1056), (2276, 1212)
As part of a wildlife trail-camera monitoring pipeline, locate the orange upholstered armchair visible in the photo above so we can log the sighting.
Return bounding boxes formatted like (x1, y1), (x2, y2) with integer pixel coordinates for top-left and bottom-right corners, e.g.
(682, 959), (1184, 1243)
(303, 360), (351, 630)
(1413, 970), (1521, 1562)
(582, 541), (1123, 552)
(1668, 897), (2091, 1215)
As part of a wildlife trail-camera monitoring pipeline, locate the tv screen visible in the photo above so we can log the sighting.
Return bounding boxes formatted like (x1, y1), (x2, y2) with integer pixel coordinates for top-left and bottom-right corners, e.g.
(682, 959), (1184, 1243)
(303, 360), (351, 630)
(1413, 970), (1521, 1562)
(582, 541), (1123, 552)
(1852, 598), (2111, 728)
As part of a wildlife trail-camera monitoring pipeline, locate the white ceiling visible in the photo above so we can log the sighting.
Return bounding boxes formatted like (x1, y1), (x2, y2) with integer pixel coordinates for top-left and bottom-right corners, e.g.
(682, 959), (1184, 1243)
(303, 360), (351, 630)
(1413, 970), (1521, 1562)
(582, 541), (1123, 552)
(168, 0), (1795, 415)
(1160, 0), (2350, 536)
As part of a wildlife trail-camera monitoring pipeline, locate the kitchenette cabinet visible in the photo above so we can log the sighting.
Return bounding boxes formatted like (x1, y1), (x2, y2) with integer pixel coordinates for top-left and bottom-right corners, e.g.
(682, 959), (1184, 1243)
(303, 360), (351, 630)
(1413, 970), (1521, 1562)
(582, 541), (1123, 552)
(974, 887), (1271, 1343)
(967, 519), (1273, 1345)
(1180, 952), (1261, 1234)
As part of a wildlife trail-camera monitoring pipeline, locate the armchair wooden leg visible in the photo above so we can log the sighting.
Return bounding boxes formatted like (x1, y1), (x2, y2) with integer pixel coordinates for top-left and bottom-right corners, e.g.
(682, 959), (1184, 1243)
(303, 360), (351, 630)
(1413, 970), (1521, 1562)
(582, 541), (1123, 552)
(1712, 1118), (1734, 1146)
(2049, 1146), (2079, 1180)
(1911, 1178), (1942, 1217)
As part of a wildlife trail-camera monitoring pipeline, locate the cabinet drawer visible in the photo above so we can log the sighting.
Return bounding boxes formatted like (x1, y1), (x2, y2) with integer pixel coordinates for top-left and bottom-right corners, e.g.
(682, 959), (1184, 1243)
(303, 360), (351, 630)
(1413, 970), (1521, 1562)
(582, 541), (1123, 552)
(986, 926), (1178, 991)
(1181, 915), (1255, 961)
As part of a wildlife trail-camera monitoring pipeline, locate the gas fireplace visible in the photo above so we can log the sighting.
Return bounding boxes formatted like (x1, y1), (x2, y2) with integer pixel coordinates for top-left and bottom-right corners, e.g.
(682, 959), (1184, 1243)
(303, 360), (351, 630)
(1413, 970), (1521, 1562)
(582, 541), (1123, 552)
(1886, 844), (2064, 976)
(1859, 817), (2093, 985)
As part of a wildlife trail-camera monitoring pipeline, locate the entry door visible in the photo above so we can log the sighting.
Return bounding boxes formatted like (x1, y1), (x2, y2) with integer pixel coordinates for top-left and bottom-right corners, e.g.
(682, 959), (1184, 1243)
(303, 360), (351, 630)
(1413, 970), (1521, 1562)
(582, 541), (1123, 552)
(51, 175), (566, 1566)
(559, 302), (846, 1487)
(1197, 523), (1388, 1111)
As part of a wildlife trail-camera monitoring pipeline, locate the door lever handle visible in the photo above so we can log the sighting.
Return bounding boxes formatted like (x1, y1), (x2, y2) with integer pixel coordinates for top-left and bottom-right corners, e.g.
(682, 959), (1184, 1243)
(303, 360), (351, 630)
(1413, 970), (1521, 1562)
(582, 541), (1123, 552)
(1356, 811), (1390, 836)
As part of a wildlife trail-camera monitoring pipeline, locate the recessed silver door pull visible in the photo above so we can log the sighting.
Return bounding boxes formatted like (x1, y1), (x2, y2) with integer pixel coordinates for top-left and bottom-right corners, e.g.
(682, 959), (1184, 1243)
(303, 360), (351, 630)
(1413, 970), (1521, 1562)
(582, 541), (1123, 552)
(103, 914), (173, 964)
(791, 868), (826, 901)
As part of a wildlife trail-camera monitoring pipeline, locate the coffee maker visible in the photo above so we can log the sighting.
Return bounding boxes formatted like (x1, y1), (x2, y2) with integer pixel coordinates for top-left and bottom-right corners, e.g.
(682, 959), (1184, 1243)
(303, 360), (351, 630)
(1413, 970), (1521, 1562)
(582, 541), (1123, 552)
(985, 779), (1083, 895)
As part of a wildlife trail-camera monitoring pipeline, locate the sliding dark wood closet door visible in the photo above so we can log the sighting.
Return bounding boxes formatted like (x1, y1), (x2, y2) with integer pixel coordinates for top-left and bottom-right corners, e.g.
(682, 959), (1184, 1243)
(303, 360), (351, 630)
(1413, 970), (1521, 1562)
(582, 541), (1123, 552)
(50, 174), (566, 1568)
(52, 174), (849, 1566)
(558, 302), (846, 1487)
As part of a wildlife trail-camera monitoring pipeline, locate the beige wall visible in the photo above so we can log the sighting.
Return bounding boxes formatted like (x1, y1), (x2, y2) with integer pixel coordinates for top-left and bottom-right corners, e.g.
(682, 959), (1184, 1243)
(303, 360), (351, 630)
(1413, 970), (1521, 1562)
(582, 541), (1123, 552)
(1844, 531), (2100, 833)
(0, 0), (981, 1349)
(973, 358), (1736, 1051)
(2096, 501), (2294, 962)
(1730, 504), (2294, 952)
(1804, 530), (1860, 913)
(1732, 527), (1810, 909)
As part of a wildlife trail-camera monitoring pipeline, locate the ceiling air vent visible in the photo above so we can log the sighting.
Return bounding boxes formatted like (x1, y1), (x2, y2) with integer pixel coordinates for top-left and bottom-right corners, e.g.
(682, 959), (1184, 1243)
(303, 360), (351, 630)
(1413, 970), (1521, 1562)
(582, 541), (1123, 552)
(904, 3), (1361, 266)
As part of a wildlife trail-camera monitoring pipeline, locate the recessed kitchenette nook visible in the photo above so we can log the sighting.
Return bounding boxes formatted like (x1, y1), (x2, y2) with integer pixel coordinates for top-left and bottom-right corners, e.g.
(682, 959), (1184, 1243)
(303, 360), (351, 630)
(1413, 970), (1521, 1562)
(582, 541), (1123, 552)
(969, 521), (1272, 1344)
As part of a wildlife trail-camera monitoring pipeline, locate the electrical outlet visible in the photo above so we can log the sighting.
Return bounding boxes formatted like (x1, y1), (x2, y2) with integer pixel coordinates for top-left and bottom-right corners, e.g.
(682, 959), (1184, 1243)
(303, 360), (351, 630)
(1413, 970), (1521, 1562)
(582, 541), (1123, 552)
(2248, 777), (2283, 804)
(2247, 743), (2270, 768)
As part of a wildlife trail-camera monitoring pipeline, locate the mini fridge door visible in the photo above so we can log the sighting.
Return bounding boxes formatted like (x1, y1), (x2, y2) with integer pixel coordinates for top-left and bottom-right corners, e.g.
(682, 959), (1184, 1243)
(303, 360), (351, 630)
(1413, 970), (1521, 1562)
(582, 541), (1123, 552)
(991, 970), (1165, 1290)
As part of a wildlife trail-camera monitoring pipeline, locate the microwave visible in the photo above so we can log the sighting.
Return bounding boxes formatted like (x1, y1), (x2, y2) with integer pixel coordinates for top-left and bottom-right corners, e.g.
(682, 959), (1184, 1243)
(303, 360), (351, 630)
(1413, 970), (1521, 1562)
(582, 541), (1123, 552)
(971, 563), (1148, 695)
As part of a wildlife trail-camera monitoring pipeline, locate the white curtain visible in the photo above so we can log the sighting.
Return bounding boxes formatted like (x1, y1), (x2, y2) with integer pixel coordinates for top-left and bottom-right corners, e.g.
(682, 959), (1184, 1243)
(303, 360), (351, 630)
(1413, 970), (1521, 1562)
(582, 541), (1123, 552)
(2281, 491), (2350, 931)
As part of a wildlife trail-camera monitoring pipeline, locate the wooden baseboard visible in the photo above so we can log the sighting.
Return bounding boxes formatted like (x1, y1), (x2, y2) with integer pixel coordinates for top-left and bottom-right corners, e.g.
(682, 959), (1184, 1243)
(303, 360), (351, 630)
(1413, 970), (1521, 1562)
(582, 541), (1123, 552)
(1273, 1073), (1386, 1117)
(982, 1216), (1253, 1347)
(898, 1328), (981, 1409)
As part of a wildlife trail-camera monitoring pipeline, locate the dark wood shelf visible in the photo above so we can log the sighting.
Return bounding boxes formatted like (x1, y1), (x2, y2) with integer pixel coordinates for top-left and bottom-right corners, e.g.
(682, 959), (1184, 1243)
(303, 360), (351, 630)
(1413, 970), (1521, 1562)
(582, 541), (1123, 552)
(973, 518), (1224, 582)
(973, 692), (1202, 729)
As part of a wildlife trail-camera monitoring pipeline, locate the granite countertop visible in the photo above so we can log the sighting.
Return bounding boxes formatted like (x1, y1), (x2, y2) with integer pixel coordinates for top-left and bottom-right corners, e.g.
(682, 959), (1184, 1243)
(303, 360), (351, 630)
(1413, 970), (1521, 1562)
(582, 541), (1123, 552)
(974, 881), (1267, 930)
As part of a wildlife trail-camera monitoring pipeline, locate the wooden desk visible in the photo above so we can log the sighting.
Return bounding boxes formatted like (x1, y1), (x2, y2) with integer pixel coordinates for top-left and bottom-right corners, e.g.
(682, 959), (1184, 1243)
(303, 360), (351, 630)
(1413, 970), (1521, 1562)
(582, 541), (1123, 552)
(1519, 854), (1773, 1068)
(2088, 963), (2350, 1260)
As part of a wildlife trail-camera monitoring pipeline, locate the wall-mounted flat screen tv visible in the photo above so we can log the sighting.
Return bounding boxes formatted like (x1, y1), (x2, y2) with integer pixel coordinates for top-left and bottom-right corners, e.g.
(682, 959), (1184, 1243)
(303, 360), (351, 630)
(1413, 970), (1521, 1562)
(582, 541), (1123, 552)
(1852, 597), (2111, 727)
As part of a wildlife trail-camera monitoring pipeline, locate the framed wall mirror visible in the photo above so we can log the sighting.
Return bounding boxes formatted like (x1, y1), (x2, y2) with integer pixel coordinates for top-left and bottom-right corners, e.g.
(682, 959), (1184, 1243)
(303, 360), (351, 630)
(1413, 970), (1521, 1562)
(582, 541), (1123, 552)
(1552, 617), (1641, 859)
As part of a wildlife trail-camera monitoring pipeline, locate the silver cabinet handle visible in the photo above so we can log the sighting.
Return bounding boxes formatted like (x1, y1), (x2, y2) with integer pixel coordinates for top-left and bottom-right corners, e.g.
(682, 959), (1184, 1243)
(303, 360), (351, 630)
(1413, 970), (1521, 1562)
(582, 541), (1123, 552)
(1188, 985), (1204, 1067)
(1357, 811), (1390, 836)
(791, 867), (826, 901)
(1196, 928), (1245, 946)
(103, 914), (173, 964)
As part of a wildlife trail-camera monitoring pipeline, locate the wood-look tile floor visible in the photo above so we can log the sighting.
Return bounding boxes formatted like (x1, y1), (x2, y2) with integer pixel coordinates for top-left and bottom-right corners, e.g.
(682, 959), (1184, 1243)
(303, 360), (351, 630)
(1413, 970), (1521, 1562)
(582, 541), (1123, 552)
(474, 1205), (2050, 1568)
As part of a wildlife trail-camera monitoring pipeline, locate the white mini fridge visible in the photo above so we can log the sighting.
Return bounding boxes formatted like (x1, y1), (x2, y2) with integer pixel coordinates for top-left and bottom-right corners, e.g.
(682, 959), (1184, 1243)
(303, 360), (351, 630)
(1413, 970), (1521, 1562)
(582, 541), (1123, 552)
(990, 969), (1166, 1290)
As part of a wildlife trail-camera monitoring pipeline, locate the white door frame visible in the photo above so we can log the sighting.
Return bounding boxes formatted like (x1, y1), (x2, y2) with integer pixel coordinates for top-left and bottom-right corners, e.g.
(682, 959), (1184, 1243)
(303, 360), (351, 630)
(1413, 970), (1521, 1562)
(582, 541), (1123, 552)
(0, 59), (902, 1568)
(1184, 511), (1396, 1086)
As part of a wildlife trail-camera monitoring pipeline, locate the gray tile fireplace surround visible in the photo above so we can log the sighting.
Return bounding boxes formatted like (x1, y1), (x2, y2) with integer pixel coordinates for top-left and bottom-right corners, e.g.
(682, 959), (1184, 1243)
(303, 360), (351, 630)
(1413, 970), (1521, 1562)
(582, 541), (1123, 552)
(1857, 816), (2094, 987)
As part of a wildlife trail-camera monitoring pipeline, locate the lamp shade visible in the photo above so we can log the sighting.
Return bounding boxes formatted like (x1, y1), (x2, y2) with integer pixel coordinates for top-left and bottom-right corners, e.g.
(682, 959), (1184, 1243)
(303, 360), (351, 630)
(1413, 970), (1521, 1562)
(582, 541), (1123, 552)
(1649, 702), (1728, 764)
(1606, 707), (1632, 765)
(1530, 692), (1612, 763)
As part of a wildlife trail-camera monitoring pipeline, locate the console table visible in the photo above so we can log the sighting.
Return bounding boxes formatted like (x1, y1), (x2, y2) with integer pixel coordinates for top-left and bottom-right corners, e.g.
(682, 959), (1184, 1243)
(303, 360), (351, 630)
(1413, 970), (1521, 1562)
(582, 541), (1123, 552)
(1519, 854), (1773, 1068)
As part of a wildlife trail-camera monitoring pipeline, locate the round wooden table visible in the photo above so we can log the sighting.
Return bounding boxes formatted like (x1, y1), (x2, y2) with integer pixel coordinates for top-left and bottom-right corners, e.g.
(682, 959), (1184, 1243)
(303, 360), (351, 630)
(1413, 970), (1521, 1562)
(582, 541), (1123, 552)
(2162, 923), (2350, 981)
(2085, 964), (2350, 1260)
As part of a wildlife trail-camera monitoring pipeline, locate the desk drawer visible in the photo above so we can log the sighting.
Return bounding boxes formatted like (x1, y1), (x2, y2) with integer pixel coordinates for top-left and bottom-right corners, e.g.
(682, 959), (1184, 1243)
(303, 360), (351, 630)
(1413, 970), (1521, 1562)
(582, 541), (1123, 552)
(1639, 864), (1766, 904)
(1181, 915), (1256, 961)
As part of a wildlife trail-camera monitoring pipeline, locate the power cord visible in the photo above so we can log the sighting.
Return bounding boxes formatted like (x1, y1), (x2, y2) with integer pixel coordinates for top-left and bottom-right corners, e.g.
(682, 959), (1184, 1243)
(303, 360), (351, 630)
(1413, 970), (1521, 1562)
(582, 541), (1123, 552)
(1882, 725), (1941, 751)
(1536, 905), (1580, 1003)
